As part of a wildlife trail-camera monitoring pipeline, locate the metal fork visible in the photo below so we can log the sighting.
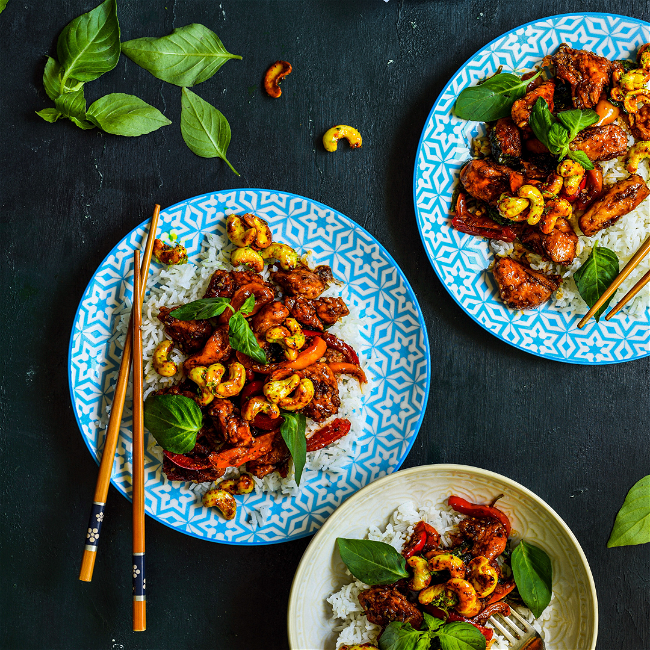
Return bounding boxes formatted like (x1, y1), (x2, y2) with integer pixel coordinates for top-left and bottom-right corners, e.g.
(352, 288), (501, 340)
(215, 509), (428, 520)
(488, 608), (546, 650)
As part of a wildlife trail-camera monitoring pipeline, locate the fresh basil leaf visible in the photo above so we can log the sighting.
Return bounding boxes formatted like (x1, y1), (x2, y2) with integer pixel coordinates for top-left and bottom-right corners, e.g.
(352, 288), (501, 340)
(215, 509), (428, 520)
(378, 621), (423, 650)
(573, 242), (619, 321)
(336, 538), (409, 585)
(454, 71), (539, 122)
(566, 148), (594, 171)
(143, 394), (202, 453)
(36, 108), (62, 123)
(434, 622), (486, 650)
(238, 294), (256, 316)
(0, 0), (8, 15)
(280, 411), (306, 485)
(57, 0), (120, 85)
(180, 87), (239, 176)
(228, 311), (267, 363)
(422, 613), (445, 633)
(170, 297), (232, 321)
(529, 97), (558, 153)
(121, 24), (242, 87)
(557, 108), (599, 139)
(87, 93), (171, 136)
(547, 122), (569, 154)
(511, 540), (553, 618)
(607, 475), (650, 547)
(55, 86), (95, 129)
(43, 57), (84, 100)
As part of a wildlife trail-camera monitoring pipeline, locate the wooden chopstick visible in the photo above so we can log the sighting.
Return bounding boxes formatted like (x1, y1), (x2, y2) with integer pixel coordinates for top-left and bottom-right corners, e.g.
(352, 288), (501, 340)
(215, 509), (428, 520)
(577, 235), (650, 328)
(606, 268), (650, 320)
(132, 250), (146, 632)
(79, 205), (160, 583)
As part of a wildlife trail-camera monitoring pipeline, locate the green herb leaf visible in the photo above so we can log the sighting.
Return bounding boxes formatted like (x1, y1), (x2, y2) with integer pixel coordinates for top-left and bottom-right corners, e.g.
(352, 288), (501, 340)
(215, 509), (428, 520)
(573, 242), (620, 321)
(228, 311), (267, 363)
(379, 621), (423, 650)
(434, 622), (486, 650)
(57, 0), (120, 86)
(567, 148), (594, 171)
(607, 475), (650, 547)
(529, 97), (558, 152)
(180, 87), (239, 176)
(511, 540), (553, 618)
(422, 613), (445, 633)
(239, 294), (256, 316)
(454, 71), (539, 122)
(279, 411), (306, 485)
(0, 0), (8, 15)
(55, 86), (95, 129)
(143, 394), (202, 453)
(87, 93), (171, 136)
(36, 108), (62, 123)
(336, 538), (409, 585)
(121, 23), (242, 87)
(557, 108), (599, 139)
(170, 297), (232, 321)
(547, 122), (569, 153)
(43, 57), (83, 101)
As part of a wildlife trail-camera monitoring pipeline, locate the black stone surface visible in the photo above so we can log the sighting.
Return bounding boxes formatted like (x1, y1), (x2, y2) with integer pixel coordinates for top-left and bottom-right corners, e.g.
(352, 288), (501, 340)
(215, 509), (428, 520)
(2, 1), (649, 649)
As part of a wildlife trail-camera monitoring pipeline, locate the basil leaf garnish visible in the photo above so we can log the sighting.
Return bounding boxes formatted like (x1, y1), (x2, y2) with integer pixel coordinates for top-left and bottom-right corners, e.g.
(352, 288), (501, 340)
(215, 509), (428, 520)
(55, 86), (95, 130)
(529, 97), (557, 152)
(228, 311), (267, 364)
(170, 297), (232, 321)
(379, 621), (423, 650)
(43, 57), (83, 101)
(180, 87), (239, 176)
(143, 394), (202, 454)
(435, 622), (486, 650)
(121, 24), (242, 87)
(87, 93), (171, 136)
(422, 613), (445, 633)
(454, 71), (539, 122)
(36, 108), (62, 123)
(511, 540), (553, 618)
(567, 148), (594, 171)
(573, 243), (620, 321)
(280, 411), (306, 486)
(336, 538), (409, 585)
(0, 0), (7, 15)
(607, 474), (650, 547)
(557, 108), (599, 139)
(56, 0), (121, 86)
(239, 293), (256, 316)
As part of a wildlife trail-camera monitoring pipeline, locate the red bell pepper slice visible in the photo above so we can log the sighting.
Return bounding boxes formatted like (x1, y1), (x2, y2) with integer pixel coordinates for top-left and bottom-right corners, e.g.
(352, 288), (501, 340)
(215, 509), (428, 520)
(306, 418), (351, 452)
(452, 193), (517, 243)
(252, 413), (284, 430)
(300, 331), (360, 366)
(240, 380), (264, 404)
(402, 520), (440, 558)
(448, 495), (511, 536)
(163, 450), (213, 471)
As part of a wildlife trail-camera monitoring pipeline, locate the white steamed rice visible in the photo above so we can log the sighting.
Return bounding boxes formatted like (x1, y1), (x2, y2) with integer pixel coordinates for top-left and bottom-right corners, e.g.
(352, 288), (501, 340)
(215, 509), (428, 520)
(327, 500), (556, 650)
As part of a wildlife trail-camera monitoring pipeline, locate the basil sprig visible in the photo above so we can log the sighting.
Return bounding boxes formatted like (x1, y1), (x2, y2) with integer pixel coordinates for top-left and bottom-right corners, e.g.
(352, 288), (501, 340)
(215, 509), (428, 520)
(143, 394), (203, 453)
(169, 297), (232, 321)
(87, 93), (171, 136)
(454, 71), (540, 122)
(380, 614), (486, 650)
(607, 474), (650, 547)
(336, 538), (410, 585)
(280, 411), (307, 486)
(529, 98), (598, 170)
(511, 541), (553, 618)
(0, 0), (8, 15)
(573, 243), (620, 321)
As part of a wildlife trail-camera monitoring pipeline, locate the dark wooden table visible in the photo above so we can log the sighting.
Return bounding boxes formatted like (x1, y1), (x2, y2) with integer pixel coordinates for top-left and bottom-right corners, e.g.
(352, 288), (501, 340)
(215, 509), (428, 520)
(2, 1), (649, 648)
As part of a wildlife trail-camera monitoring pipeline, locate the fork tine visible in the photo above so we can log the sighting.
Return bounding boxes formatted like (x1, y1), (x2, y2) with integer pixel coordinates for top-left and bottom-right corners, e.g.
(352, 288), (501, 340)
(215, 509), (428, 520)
(509, 608), (535, 632)
(489, 615), (519, 643)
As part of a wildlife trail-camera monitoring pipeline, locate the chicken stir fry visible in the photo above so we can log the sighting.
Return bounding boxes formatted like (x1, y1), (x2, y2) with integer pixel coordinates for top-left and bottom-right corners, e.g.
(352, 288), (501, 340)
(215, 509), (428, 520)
(454, 42), (650, 311)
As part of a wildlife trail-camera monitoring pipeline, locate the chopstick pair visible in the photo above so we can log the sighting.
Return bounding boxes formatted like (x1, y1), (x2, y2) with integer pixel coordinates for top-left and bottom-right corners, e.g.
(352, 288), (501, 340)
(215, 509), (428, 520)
(79, 205), (160, 633)
(577, 235), (650, 328)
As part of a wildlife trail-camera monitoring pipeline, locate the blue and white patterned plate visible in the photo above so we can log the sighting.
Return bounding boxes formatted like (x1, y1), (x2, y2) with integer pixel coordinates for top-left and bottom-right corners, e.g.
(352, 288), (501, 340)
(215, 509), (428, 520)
(69, 189), (430, 545)
(414, 13), (650, 364)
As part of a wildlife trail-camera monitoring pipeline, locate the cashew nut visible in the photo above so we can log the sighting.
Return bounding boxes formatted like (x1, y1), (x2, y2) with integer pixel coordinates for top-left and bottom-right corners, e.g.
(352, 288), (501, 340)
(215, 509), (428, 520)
(153, 238), (188, 265)
(188, 366), (215, 406)
(260, 243), (299, 270)
(264, 373), (301, 404)
(619, 69), (650, 93)
(558, 159), (585, 196)
(266, 318), (305, 361)
(214, 362), (246, 398)
(218, 473), (255, 495)
(153, 340), (177, 377)
(407, 556), (431, 591)
(517, 185), (545, 225)
(539, 197), (572, 234)
(202, 488), (237, 519)
(541, 173), (564, 198)
(278, 377), (314, 411)
(626, 141), (650, 173)
(226, 214), (256, 247)
(418, 583), (456, 609)
(497, 193), (529, 221)
(467, 556), (499, 598)
(264, 60), (292, 98)
(231, 246), (264, 273)
(428, 553), (466, 579)
(445, 578), (482, 617)
(624, 89), (650, 114)
(323, 125), (362, 152)
(241, 213), (273, 250)
(241, 396), (281, 421)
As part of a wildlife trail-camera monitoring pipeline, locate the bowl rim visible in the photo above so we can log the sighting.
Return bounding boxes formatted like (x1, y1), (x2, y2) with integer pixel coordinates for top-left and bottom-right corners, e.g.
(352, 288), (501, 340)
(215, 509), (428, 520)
(287, 463), (599, 649)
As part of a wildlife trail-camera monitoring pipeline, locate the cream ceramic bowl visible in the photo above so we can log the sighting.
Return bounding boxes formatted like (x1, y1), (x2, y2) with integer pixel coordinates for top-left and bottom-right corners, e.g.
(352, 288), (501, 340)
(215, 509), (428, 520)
(287, 464), (598, 650)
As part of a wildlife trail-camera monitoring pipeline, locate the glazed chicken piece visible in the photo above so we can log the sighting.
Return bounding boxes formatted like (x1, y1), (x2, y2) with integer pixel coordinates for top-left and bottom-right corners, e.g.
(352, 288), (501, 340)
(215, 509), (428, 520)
(520, 218), (578, 265)
(285, 296), (350, 330)
(511, 80), (555, 128)
(157, 306), (213, 353)
(271, 266), (327, 299)
(458, 517), (508, 562)
(579, 174), (650, 237)
(208, 398), (255, 447)
(204, 270), (235, 298)
(300, 363), (341, 422)
(489, 117), (522, 164)
(246, 434), (290, 478)
(358, 586), (423, 630)
(569, 124), (628, 162)
(552, 44), (612, 109)
(492, 257), (561, 310)
(251, 300), (290, 336)
(183, 325), (232, 372)
(459, 159), (516, 206)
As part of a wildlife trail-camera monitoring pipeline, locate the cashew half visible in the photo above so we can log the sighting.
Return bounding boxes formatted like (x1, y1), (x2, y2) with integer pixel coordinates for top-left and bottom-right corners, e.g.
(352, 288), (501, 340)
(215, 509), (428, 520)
(266, 318), (305, 361)
(407, 556), (431, 591)
(231, 246), (264, 273)
(428, 552), (466, 579)
(517, 184), (544, 225)
(153, 238), (188, 265)
(539, 197), (572, 234)
(153, 340), (177, 377)
(214, 362), (246, 398)
(445, 578), (482, 617)
(241, 396), (281, 421)
(260, 243), (299, 270)
(626, 141), (650, 173)
(278, 377), (315, 411)
(226, 214), (256, 247)
(264, 373), (301, 404)
(497, 193), (529, 221)
(467, 556), (499, 598)
(241, 213), (273, 250)
(188, 365), (215, 406)
(264, 60), (292, 98)
(558, 159), (585, 196)
(323, 125), (362, 152)
(202, 488), (237, 519)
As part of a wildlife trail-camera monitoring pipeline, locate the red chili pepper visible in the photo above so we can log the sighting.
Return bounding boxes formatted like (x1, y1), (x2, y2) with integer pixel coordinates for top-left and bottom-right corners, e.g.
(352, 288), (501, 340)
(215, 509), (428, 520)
(163, 450), (213, 470)
(453, 193), (517, 243)
(306, 418), (351, 452)
(485, 579), (516, 605)
(240, 380), (264, 404)
(280, 336), (327, 370)
(252, 413), (284, 430)
(300, 331), (360, 365)
(574, 168), (604, 211)
(402, 529), (427, 559)
(447, 612), (494, 641)
(448, 495), (511, 536)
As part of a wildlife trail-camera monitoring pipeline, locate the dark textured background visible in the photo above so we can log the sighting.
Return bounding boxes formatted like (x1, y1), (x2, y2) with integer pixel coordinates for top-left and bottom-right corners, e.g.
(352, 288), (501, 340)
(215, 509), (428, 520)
(2, 1), (649, 648)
